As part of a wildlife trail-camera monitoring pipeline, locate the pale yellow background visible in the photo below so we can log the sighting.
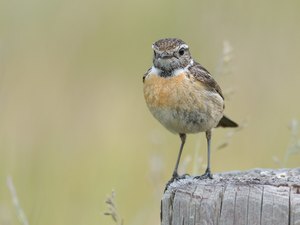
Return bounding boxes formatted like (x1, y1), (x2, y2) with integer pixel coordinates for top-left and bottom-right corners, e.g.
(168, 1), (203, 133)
(1, 1), (300, 224)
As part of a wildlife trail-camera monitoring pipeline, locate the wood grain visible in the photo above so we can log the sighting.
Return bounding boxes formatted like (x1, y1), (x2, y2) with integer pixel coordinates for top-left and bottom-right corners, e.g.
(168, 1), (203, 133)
(161, 168), (300, 225)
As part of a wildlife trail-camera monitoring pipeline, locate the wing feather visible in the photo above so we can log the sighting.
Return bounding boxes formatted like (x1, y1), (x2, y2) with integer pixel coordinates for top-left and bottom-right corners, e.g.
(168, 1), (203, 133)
(189, 62), (224, 100)
(143, 67), (152, 83)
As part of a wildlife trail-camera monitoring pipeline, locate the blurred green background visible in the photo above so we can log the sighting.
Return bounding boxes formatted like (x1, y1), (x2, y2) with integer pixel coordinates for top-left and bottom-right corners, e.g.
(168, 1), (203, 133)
(1, 0), (300, 224)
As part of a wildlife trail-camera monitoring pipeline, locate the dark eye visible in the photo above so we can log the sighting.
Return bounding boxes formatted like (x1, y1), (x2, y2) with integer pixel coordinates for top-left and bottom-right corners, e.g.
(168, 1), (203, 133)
(179, 48), (185, 56)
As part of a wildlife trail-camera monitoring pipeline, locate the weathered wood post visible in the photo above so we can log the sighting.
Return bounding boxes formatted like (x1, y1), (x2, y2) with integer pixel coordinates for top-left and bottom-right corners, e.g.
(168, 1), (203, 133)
(161, 168), (300, 225)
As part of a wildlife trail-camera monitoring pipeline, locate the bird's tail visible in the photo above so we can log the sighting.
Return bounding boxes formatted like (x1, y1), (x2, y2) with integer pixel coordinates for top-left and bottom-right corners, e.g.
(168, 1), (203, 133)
(217, 115), (238, 128)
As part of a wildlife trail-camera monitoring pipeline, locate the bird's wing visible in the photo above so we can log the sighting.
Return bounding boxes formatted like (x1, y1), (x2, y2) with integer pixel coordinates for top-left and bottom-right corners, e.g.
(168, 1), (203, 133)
(143, 67), (152, 83)
(189, 62), (224, 100)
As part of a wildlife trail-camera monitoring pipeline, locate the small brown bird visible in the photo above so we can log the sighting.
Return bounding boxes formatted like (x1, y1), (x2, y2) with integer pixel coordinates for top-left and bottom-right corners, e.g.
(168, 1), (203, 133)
(143, 38), (238, 182)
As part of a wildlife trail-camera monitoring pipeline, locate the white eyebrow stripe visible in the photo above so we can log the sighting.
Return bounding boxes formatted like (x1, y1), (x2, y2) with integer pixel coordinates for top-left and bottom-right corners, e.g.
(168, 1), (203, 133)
(180, 44), (189, 49)
(152, 44), (163, 53)
(174, 44), (189, 51)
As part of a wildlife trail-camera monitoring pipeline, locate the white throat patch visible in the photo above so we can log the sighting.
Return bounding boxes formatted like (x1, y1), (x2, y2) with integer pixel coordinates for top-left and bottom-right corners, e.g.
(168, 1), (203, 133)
(151, 59), (194, 77)
(173, 59), (194, 76)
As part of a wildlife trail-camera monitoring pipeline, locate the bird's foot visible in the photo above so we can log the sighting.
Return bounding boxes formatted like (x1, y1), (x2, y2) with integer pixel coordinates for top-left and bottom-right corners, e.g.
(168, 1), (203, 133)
(164, 172), (189, 192)
(194, 168), (213, 180)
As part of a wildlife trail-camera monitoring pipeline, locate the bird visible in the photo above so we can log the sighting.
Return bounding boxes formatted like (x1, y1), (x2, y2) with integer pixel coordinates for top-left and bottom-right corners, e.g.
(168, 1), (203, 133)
(143, 38), (238, 183)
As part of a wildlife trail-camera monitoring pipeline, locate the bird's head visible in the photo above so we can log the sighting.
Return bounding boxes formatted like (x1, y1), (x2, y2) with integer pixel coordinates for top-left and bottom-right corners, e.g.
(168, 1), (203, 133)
(152, 38), (193, 75)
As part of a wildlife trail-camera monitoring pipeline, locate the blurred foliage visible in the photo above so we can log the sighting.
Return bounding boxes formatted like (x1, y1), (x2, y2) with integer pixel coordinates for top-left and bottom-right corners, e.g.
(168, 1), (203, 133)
(0, 0), (300, 224)
(104, 191), (123, 225)
(273, 119), (300, 167)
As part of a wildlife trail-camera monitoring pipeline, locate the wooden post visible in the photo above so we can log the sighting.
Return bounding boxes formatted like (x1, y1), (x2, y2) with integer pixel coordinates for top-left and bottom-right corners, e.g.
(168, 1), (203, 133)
(161, 168), (300, 225)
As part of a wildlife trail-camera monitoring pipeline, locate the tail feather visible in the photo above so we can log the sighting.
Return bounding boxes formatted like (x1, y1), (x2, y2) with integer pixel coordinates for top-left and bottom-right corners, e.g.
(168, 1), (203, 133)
(217, 115), (238, 128)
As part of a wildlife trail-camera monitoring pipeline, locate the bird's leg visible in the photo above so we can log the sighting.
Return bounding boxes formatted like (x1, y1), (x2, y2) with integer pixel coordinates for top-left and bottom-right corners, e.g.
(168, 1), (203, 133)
(172, 133), (186, 178)
(194, 130), (213, 180)
(203, 130), (213, 178)
(165, 133), (187, 191)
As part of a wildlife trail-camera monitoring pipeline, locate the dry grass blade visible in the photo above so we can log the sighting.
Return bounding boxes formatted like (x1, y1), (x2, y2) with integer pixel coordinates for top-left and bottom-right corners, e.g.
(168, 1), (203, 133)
(103, 190), (124, 225)
(215, 40), (234, 78)
(6, 176), (30, 225)
(273, 119), (300, 167)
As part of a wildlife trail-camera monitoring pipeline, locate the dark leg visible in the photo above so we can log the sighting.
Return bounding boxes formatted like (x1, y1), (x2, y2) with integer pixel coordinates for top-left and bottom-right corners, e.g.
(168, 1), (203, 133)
(172, 133), (186, 178)
(194, 130), (213, 180)
(165, 133), (186, 192)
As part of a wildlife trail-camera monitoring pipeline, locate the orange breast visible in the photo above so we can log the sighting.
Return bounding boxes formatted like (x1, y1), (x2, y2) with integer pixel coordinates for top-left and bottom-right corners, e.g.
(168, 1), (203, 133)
(143, 72), (188, 108)
(143, 71), (224, 133)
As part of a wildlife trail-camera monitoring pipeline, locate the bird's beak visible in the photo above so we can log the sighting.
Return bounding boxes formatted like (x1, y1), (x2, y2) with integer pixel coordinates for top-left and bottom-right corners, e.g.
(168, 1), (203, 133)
(160, 52), (173, 59)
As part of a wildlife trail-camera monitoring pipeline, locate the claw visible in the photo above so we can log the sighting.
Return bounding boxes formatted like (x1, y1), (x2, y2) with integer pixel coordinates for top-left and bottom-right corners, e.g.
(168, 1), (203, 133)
(164, 173), (190, 192)
(194, 169), (213, 180)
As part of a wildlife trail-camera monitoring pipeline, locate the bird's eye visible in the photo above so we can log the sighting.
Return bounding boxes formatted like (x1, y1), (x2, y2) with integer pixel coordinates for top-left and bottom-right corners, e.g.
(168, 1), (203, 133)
(179, 48), (185, 56)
